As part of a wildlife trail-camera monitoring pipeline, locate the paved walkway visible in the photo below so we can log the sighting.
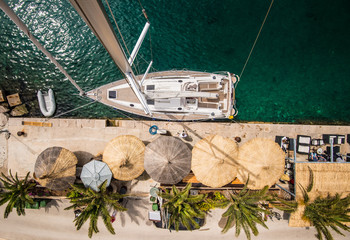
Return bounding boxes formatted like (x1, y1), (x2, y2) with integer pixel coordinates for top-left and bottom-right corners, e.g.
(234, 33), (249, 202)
(1, 198), (349, 240)
(1, 199), (350, 240)
(3, 118), (350, 176)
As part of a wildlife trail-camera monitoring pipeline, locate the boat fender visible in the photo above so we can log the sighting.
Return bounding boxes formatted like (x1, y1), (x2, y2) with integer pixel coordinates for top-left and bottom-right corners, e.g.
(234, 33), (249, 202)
(37, 89), (56, 117)
(149, 125), (158, 135)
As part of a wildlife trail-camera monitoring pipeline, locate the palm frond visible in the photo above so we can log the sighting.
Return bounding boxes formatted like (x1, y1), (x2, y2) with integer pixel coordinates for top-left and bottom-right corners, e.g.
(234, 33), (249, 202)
(267, 194), (298, 213)
(222, 212), (235, 233)
(298, 183), (310, 204)
(221, 180), (272, 240)
(65, 182), (127, 238)
(1, 172), (14, 185)
(0, 171), (34, 218)
(302, 189), (350, 240)
(306, 166), (314, 192)
(161, 184), (207, 231)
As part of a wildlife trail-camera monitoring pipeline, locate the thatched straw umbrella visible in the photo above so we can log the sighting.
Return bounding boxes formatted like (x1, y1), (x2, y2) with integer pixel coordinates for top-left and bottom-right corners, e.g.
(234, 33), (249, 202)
(144, 136), (191, 184)
(103, 135), (145, 181)
(80, 160), (113, 192)
(34, 146), (78, 191)
(192, 135), (239, 188)
(236, 138), (285, 189)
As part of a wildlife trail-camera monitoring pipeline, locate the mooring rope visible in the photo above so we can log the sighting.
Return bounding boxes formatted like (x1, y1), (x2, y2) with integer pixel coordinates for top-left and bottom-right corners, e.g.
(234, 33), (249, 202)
(239, 0), (275, 79)
(45, 100), (97, 121)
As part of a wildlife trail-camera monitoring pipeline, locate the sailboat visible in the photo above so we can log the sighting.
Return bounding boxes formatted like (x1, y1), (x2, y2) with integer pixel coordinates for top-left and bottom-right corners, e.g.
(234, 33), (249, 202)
(1, 0), (238, 121)
(69, 0), (239, 121)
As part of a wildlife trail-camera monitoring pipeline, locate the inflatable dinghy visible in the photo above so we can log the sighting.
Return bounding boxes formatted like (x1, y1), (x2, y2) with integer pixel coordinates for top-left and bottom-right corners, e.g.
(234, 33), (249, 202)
(37, 89), (56, 117)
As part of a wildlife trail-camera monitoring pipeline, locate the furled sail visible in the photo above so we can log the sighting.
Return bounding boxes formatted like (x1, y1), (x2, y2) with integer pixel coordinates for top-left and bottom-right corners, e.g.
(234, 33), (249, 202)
(69, 0), (151, 115)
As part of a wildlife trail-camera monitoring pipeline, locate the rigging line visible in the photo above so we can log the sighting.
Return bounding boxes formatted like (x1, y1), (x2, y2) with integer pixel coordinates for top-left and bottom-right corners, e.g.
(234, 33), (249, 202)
(44, 100), (97, 121)
(149, 26), (154, 61)
(136, 0), (144, 10)
(239, 0), (275, 79)
(0, 0), (84, 96)
(112, 107), (139, 122)
(136, 0), (149, 21)
(104, 0), (131, 58)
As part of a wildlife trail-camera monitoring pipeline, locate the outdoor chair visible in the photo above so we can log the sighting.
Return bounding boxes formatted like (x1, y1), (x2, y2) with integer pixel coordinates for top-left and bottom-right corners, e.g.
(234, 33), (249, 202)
(296, 135), (311, 154)
(322, 134), (344, 144)
(297, 145), (310, 155)
(288, 138), (295, 151)
(311, 139), (324, 146)
(322, 134), (337, 144)
(326, 146), (340, 155)
(275, 136), (290, 152)
(275, 136), (283, 145)
(336, 135), (345, 144)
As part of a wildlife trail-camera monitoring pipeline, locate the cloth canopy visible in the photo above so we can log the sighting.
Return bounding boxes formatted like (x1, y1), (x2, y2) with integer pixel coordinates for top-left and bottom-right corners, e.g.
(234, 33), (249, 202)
(80, 160), (112, 192)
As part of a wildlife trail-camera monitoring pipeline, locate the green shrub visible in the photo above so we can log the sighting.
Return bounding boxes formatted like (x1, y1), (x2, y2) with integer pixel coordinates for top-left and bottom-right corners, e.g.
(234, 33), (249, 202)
(198, 192), (229, 212)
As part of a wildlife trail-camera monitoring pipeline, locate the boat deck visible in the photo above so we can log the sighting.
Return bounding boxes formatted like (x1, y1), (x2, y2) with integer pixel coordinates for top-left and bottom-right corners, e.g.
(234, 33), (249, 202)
(86, 70), (236, 121)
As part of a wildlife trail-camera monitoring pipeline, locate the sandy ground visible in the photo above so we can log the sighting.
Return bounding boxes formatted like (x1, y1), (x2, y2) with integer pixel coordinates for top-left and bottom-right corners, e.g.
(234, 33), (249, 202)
(1, 198), (350, 240)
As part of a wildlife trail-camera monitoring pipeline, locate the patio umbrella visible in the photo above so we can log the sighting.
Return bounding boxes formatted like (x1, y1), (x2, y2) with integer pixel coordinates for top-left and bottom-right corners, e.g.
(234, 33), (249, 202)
(192, 135), (239, 188)
(34, 146), (78, 191)
(144, 136), (191, 184)
(103, 135), (145, 181)
(80, 160), (112, 192)
(236, 138), (285, 189)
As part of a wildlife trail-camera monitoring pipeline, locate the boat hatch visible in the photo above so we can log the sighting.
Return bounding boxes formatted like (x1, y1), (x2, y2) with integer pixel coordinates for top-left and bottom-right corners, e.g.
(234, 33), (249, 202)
(146, 85), (155, 90)
(147, 99), (155, 105)
(108, 91), (117, 99)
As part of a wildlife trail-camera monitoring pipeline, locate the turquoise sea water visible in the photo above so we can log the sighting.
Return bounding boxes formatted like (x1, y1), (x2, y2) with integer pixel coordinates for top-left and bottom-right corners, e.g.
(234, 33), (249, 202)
(0, 0), (349, 123)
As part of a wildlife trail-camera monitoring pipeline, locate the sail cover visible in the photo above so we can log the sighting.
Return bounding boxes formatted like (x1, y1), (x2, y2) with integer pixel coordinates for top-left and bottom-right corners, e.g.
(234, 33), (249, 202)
(69, 0), (151, 114)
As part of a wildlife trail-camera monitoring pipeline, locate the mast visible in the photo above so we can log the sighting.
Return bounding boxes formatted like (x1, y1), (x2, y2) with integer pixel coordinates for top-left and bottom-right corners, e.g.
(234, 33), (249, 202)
(69, 0), (151, 115)
(0, 0), (85, 95)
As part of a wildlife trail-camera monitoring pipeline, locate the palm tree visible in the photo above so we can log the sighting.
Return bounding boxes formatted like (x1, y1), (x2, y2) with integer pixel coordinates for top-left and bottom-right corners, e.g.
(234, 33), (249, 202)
(221, 181), (272, 240)
(65, 180), (127, 238)
(158, 183), (207, 231)
(0, 170), (36, 218)
(298, 168), (350, 240)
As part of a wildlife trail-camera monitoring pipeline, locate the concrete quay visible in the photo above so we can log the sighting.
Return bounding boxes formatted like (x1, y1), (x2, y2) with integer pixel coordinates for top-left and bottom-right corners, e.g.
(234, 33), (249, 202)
(2, 117), (350, 178)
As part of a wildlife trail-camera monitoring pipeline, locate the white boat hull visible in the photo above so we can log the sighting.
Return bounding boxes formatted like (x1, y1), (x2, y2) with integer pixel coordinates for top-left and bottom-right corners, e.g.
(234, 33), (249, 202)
(86, 70), (238, 121)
